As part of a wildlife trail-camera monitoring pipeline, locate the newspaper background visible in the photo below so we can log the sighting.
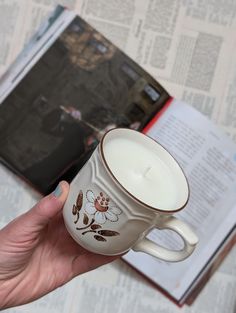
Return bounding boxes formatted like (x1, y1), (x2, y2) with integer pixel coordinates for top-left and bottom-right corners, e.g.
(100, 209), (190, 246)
(0, 0), (235, 312)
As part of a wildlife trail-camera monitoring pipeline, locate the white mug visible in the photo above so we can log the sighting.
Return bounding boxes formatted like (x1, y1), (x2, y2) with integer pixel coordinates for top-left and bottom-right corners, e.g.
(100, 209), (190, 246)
(63, 128), (198, 262)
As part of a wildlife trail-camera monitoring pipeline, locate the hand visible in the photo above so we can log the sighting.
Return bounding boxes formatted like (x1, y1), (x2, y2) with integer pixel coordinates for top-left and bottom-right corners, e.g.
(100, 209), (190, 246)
(0, 181), (118, 309)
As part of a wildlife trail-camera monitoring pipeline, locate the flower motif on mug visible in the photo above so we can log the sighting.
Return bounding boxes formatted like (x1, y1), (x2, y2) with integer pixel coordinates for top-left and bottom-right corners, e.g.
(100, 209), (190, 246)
(85, 190), (122, 224)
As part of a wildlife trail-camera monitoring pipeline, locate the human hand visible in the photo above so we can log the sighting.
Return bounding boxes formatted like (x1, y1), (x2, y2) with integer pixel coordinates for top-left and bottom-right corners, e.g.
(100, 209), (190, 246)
(0, 181), (118, 309)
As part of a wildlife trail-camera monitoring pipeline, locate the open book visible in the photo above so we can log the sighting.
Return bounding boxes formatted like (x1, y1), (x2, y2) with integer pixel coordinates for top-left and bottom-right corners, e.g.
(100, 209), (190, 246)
(0, 6), (235, 306)
(123, 98), (236, 305)
(0, 6), (169, 194)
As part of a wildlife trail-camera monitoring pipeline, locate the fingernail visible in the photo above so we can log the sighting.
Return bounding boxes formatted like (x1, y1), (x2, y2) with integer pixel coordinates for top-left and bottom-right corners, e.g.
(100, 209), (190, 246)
(53, 184), (62, 198)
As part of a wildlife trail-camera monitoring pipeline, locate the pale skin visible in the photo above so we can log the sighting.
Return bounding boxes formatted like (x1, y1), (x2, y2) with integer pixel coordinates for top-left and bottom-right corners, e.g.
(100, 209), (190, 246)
(0, 181), (118, 309)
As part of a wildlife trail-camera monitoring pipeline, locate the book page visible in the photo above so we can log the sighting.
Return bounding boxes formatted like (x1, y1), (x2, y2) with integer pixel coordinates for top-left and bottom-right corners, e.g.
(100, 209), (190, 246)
(76, 0), (236, 144)
(1, 5), (235, 181)
(123, 98), (236, 301)
(0, 0), (78, 78)
(2, 1), (236, 140)
(0, 9), (169, 194)
(1, 1), (236, 313)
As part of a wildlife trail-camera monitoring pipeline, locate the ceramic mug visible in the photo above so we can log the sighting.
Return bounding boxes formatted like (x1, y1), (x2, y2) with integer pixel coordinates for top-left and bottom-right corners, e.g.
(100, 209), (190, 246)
(63, 128), (198, 262)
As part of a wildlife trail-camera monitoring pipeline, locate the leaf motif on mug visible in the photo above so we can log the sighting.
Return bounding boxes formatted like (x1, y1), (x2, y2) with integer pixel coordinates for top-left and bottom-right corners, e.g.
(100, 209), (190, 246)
(72, 204), (77, 215)
(91, 224), (102, 230)
(76, 190), (83, 211)
(97, 230), (120, 237)
(94, 235), (106, 242)
(83, 213), (89, 225)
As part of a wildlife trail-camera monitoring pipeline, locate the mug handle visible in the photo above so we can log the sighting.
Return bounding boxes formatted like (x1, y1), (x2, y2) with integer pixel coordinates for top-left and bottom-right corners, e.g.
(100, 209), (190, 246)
(133, 216), (198, 262)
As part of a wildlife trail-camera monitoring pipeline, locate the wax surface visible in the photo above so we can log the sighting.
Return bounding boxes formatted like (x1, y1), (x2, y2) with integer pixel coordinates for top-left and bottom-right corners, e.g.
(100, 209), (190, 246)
(103, 137), (178, 209)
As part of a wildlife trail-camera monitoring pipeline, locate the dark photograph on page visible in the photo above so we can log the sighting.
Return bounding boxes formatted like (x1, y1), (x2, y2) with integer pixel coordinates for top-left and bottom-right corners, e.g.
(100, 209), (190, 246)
(0, 16), (169, 194)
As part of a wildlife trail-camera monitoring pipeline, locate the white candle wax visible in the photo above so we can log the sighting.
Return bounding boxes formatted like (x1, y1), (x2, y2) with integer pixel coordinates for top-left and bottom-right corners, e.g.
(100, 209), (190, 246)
(102, 135), (178, 209)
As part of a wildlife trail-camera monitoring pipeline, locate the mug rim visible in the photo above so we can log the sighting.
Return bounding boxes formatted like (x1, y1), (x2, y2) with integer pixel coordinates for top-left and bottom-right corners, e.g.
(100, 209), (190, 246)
(99, 128), (190, 213)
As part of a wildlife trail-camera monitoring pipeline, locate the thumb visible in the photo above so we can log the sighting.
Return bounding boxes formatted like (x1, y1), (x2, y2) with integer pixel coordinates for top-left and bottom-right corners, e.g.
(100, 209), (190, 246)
(25, 181), (70, 231)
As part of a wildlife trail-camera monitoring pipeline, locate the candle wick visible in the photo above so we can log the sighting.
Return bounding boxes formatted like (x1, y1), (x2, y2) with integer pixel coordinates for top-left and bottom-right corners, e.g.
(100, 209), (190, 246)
(143, 166), (152, 178)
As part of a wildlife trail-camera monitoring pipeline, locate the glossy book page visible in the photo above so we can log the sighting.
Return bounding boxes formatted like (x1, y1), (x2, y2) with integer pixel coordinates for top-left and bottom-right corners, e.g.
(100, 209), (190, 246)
(0, 9), (169, 194)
